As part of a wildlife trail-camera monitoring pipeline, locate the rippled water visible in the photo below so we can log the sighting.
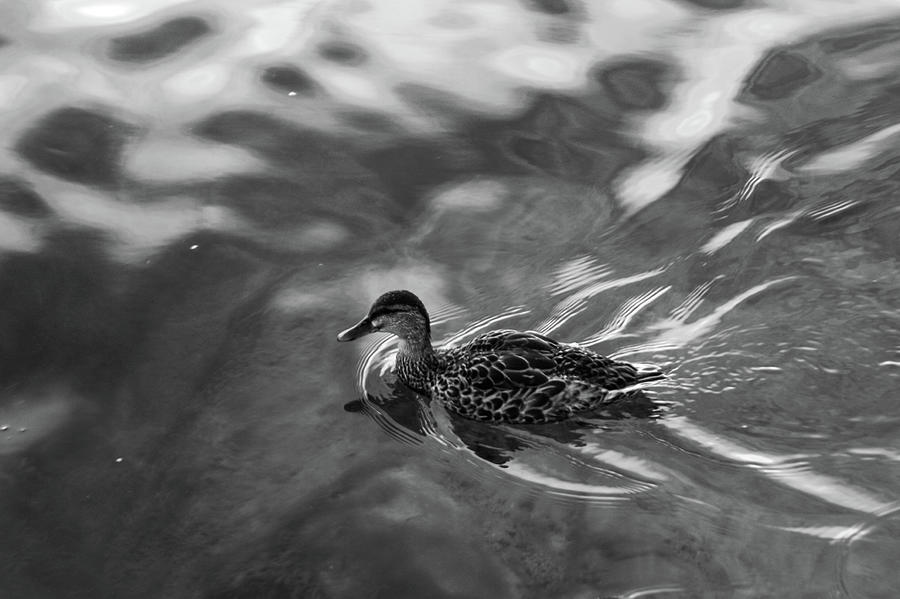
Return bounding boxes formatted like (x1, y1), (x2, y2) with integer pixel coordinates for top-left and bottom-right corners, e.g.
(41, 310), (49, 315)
(1, 1), (899, 598)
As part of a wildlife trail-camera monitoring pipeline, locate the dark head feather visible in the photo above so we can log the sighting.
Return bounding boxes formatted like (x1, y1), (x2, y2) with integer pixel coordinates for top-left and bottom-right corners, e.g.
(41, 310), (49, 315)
(368, 290), (430, 335)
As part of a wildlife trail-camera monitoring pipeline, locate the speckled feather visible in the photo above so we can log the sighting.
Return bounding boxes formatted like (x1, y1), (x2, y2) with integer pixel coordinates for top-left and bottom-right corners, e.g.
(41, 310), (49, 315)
(396, 329), (656, 424)
(338, 290), (663, 425)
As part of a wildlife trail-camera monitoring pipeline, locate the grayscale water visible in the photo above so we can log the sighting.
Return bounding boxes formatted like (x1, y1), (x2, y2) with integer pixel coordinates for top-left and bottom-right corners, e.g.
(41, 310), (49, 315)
(0, 1), (899, 598)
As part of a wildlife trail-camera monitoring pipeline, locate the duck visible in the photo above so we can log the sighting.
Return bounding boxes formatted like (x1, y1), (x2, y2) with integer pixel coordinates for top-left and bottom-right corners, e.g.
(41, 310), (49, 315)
(337, 290), (663, 424)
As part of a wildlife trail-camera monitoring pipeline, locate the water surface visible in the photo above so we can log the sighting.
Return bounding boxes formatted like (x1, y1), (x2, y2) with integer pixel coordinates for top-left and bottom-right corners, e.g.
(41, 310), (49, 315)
(1, 1), (899, 598)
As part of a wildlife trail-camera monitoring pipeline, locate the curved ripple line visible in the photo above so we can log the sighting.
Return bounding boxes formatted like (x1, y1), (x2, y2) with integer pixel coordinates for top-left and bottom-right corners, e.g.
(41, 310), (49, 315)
(538, 268), (667, 337)
(548, 255), (612, 295)
(755, 210), (803, 242)
(429, 302), (468, 325)
(441, 305), (530, 347)
(581, 285), (671, 346)
(717, 147), (796, 213)
(663, 416), (894, 514)
(608, 340), (681, 360)
(535, 297), (588, 335)
(502, 461), (654, 505)
(364, 398), (424, 446)
(648, 276), (797, 350)
(619, 585), (687, 599)
(805, 198), (861, 221)
(573, 442), (670, 482)
(355, 334), (397, 394)
(670, 276), (721, 322)
(834, 501), (900, 599)
(353, 335), (431, 446)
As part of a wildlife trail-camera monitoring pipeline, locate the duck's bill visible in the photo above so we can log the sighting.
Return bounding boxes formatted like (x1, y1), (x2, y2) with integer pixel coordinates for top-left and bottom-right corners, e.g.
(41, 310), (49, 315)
(337, 317), (375, 341)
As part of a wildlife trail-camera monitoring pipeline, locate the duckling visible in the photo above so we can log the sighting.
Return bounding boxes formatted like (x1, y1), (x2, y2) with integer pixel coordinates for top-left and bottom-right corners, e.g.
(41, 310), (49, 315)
(337, 290), (663, 424)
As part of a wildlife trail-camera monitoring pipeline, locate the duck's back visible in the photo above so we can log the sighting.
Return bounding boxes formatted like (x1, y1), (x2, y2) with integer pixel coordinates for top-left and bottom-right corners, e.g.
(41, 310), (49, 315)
(429, 330), (656, 423)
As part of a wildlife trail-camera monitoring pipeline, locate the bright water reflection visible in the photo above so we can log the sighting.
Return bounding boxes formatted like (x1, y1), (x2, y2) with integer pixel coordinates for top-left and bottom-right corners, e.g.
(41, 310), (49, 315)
(0, 0), (899, 597)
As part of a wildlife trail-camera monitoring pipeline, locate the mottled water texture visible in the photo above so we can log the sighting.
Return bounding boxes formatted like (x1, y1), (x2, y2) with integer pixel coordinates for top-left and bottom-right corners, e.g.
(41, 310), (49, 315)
(0, 1), (899, 598)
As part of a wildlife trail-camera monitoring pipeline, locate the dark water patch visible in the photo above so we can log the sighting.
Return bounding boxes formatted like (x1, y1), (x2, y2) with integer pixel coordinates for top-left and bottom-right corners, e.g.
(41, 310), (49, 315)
(860, 81), (900, 122)
(132, 232), (277, 313)
(202, 461), (518, 599)
(735, 179), (796, 217)
(208, 174), (401, 240)
(122, 233), (284, 419)
(193, 110), (352, 169)
(0, 241), (286, 598)
(743, 50), (821, 100)
(680, 134), (746, 201)
(15, 107), (135, 188)
(495, 94), (640, 182)
(210, 174), (391, 231)
(359, 138), (483, 208)
(0, 177), (51, 217)
(107, 16), (213, 63)
(780, 84), (900, 162)
(339, 110), (402, 133)
(737, 25), (900, 147)
(522, 0), (572, 15)
(537, 22), (581, 45)
(316, 40), (367, 66)
(820, 20), (900, 53)
(260, 64), (318, 97)
(0, 457), (106, 599)
(394, 83), (489, 131)
(596, 58), (674, 111)
(211, 176), (322, 228)
(193, 110), (403, 215)
(622, 191), (711, 256)
(867, 206), (900, 256)
(0, 230), (128, 386)
(680, 0), (747, 8)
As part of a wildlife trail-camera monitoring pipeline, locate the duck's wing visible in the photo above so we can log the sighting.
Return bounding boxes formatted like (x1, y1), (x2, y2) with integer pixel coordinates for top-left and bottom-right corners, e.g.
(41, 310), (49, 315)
(463, 330), (562, 354)
(439, 343), (592, 423)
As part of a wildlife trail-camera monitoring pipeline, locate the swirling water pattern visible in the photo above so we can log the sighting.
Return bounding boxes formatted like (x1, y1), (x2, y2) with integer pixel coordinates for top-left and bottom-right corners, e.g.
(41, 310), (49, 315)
(0, 1), (899, 598)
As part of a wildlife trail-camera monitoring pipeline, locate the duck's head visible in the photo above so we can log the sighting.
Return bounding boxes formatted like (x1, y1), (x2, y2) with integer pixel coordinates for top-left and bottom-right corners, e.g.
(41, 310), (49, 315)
(337, 290), (431, 343)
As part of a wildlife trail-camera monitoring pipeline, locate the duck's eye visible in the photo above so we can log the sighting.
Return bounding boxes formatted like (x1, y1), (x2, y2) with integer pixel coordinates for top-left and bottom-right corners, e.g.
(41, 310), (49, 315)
(370, 316), (385, 329)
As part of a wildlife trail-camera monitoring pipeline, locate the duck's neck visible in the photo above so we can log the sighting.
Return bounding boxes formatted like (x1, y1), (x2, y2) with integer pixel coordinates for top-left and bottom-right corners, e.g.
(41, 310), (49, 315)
(397, 333), (437, 363)
(395, 332), (438, 391)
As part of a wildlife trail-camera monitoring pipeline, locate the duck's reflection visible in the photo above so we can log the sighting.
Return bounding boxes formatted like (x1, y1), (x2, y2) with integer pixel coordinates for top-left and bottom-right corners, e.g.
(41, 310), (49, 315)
(347, 384), (663, 466)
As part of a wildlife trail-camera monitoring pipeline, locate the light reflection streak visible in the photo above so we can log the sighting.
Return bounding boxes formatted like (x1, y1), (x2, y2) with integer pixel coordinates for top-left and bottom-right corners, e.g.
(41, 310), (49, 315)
(648, 276), (797, 349)
(537, 267), (667, 337)
(441, 305), (531, 347)
(798, 122), (900, 174)
(717, 148), (796, 214)
(501, 461), (647, 503)
(670, 277), (720, 322)
(700, 219), (753, 254)
(548, 256), (612, 296)
(580, 285), (671, 346)
(663, 415), (894, 515)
